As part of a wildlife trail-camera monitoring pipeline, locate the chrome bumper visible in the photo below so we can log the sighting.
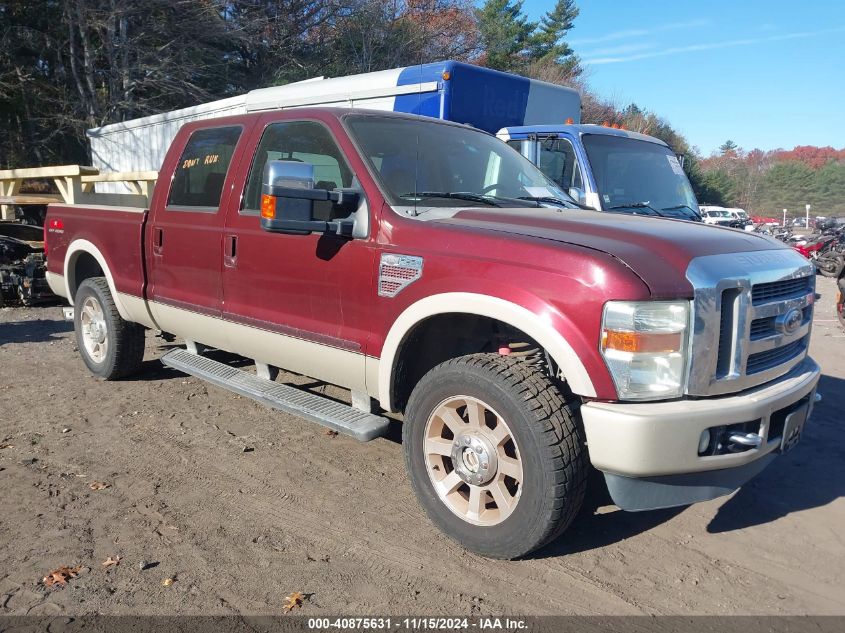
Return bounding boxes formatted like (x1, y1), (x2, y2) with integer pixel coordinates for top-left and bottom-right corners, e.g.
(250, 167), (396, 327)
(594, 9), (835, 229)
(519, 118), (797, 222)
(581, 357), (820, 510)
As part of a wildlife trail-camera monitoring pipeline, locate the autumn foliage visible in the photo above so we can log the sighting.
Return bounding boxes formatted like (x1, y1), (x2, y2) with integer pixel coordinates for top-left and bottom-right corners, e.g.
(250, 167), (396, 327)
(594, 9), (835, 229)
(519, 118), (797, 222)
(697, 143), (845, 217)
(773, 146), (845, 170)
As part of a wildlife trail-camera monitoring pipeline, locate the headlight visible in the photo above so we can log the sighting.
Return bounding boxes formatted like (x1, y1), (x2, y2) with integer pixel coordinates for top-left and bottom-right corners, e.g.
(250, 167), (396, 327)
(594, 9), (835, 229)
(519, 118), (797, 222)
(600, 301), (691, 401)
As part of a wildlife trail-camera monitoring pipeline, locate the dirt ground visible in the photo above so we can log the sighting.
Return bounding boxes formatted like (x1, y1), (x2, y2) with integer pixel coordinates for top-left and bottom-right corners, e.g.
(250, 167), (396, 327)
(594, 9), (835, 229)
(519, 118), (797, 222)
(0, 276), (843, 617)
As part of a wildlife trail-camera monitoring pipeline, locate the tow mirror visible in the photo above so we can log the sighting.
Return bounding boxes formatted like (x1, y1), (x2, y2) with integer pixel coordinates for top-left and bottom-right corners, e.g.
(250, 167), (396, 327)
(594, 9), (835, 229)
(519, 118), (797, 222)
(568, 186), (586, 204)
(259, 160), (359, 236)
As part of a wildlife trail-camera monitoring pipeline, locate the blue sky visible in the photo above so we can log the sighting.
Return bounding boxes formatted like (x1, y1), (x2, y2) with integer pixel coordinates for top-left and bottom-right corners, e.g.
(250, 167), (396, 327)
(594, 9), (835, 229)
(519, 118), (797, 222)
(518, 0), (845, 154)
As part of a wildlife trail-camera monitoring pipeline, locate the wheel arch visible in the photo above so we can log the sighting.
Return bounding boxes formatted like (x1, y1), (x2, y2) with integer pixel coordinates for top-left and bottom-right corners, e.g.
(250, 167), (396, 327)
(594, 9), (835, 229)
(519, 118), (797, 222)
(378, 292), (596, 412)
(64, 239), (131, 321)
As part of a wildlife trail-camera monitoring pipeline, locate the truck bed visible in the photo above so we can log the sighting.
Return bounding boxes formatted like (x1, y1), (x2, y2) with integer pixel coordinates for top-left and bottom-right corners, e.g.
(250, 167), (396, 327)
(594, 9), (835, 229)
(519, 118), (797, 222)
(45, 203), (149, 304)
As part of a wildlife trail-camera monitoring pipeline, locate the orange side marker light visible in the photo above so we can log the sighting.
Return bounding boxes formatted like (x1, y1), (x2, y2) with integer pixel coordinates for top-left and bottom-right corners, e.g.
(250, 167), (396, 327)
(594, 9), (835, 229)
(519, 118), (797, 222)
(261, 194), (276, 219)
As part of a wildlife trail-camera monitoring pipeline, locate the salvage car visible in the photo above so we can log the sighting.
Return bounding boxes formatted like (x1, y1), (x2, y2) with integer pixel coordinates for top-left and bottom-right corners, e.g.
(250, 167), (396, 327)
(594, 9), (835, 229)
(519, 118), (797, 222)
(43, 108), (820, 559)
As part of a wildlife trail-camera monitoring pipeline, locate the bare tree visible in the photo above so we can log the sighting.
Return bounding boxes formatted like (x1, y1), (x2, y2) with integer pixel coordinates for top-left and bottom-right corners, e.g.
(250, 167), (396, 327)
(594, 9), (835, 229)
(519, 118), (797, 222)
(325, 0), (478, 75)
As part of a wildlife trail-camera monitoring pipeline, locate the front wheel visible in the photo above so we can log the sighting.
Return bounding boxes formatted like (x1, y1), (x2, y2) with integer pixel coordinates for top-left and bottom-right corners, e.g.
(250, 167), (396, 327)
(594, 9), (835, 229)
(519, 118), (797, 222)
(817, 254), (844, 278)
(74, 277), (145, 380)
(403, 353), (588, 559)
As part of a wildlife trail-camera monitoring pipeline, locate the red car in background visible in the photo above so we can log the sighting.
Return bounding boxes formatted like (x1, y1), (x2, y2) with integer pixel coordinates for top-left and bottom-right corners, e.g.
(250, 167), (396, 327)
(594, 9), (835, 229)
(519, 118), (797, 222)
(752, 216), (779, 226)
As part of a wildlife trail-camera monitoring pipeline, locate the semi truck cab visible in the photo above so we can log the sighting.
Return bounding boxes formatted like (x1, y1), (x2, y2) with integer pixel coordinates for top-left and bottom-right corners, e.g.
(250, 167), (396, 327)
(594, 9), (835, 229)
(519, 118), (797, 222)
(498, 124), (702, 221)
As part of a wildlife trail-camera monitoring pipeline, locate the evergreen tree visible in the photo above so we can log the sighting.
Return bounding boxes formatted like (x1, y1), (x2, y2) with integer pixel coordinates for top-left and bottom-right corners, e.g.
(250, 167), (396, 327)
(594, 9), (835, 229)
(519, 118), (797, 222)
(529, 0), (579, 63)
(475, 0), (535, 71)
(719, 140), (739, 156)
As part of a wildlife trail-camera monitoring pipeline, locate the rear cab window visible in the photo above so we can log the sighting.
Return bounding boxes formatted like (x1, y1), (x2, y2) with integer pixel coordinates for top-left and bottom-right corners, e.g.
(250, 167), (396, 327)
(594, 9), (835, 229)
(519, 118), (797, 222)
(167, 126), (243, 212)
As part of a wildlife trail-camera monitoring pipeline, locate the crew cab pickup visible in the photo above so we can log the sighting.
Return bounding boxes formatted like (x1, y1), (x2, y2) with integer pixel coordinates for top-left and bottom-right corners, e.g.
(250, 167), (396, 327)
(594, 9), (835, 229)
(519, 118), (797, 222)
(45, 108), (820, 559)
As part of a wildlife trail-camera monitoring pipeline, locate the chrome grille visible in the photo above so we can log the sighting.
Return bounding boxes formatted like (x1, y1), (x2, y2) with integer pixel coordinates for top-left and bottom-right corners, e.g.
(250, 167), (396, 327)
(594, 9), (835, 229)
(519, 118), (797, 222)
(747, 337), (808, 374)
(749, 316), (775, 340)
(749, 306), (811, 341)
(752, 276), (813, 305)
(686, 249), (815, 397)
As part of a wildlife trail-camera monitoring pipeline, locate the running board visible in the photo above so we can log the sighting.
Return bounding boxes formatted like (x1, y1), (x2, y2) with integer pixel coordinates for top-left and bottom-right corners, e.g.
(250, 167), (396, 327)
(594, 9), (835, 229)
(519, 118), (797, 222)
(161, 348), (389, 441)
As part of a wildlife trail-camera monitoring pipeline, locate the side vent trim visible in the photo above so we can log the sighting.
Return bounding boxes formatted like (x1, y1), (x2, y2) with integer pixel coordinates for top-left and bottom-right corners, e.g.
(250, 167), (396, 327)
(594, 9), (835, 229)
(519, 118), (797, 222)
(378, 253), (423, 298)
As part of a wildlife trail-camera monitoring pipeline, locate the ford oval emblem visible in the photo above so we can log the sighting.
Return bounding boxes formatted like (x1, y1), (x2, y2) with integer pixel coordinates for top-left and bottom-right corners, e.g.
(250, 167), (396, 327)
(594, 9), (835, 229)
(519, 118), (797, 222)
(776, 308), (803, 335)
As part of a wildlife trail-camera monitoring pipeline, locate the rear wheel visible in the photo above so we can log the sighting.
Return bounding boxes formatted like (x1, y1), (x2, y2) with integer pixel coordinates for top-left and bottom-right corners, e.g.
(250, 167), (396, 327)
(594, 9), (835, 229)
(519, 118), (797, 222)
(74, 278), (145, 380)
(403, 353), (587, 559)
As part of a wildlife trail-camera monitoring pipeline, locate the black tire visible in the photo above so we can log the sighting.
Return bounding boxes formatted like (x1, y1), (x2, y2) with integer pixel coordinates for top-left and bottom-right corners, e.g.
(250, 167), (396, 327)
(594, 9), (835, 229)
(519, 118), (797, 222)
(74, 277), (145, 380)
(403, 353), (588, 559)
(817, 255), (844, 278)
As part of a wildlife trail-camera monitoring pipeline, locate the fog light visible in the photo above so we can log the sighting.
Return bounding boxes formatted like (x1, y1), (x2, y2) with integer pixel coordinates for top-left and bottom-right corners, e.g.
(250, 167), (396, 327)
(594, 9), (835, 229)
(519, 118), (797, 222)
(698, 429), (711, 455)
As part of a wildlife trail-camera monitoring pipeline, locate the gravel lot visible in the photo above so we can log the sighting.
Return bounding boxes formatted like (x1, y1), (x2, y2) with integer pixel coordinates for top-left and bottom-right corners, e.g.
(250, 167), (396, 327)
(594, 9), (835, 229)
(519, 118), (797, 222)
(0, 276), (843, 617)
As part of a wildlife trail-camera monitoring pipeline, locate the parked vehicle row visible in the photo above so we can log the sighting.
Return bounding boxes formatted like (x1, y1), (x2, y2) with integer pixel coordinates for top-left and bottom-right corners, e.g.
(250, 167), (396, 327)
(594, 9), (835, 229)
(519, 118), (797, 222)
(700, 206), (752, 229)
(761, 220), (845, 278)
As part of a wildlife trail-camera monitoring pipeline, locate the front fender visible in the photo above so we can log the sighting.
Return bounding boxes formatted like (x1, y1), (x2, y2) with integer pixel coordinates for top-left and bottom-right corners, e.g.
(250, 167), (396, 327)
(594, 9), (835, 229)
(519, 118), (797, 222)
(377, 292), (600, 411)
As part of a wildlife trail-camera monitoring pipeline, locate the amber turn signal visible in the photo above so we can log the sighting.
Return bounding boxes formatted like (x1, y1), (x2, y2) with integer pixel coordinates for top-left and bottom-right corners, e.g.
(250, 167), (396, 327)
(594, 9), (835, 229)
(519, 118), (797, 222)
(260, 194), (276, 219)
(601, 329), (683, 354)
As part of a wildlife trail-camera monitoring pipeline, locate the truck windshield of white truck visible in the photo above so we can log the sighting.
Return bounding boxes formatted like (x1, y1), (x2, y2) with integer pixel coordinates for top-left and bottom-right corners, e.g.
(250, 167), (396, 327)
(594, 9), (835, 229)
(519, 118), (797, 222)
(346, 115), (581, 215)
(579, 134), (700, 220)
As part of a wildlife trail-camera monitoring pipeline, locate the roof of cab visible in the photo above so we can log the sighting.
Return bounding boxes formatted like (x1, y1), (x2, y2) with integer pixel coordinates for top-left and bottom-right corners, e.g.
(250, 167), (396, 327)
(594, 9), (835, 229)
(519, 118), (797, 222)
(496, 124), (669, 147)
(178, 106), (493, 134)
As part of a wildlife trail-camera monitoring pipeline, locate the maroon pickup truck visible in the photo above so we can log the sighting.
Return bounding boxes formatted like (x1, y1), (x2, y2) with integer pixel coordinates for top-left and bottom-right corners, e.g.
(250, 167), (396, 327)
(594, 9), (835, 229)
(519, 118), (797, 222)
(45, 108), (820, 559)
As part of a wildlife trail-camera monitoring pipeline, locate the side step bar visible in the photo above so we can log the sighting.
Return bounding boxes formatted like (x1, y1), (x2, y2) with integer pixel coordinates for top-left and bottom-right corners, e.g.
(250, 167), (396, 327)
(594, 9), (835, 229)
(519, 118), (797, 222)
(161, 348), (390, 441)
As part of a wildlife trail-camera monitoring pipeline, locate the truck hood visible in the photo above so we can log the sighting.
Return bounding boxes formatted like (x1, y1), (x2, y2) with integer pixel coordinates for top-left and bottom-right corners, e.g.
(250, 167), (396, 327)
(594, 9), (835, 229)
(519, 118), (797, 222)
(434, 208), (786, 298)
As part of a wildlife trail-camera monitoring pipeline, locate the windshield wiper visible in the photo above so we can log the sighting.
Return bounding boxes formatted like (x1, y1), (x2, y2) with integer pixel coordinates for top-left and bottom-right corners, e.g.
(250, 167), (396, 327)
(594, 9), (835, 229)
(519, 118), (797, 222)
(662, 204), (703, 221)
(606, 201), (666, 217)
(401, 191), (502, 207)
(517, 196), (590, 210)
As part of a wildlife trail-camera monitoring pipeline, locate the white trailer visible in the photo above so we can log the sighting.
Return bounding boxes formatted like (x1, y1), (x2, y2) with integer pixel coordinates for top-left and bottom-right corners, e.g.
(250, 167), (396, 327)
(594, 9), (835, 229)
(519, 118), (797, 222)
(86, 61), (581, 192)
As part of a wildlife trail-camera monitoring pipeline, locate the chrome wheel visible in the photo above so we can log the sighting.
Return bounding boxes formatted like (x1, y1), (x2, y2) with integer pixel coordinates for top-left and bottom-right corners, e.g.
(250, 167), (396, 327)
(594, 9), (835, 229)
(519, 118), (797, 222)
(79, 296), (109, 363)
(424, 396), (523, 526)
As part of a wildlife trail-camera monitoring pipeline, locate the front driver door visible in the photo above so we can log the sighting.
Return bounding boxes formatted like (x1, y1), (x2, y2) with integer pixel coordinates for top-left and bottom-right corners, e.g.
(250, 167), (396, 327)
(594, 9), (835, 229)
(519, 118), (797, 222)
(221, 117), (375, 390)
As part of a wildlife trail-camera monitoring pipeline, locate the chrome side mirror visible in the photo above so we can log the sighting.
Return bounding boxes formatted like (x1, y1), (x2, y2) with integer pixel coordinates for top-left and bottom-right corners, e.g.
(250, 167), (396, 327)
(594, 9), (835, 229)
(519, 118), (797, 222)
(260, 160), (358, 236)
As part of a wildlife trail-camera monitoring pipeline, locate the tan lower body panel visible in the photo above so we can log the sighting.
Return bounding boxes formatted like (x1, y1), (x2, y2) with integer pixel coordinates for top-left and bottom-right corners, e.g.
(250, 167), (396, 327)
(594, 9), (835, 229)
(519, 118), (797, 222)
(49, 275), (380, 401)
(118, 293), (158, 329)
(149, 301), (369, 393)
(46, 271), (66, 298)
(48, 273), (158, 330)
(581, 357), (820, 477)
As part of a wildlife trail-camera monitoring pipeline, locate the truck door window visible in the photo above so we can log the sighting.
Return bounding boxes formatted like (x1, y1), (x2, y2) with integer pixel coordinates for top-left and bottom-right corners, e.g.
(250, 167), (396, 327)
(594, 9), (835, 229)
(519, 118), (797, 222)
(538, 138), (582, 191)
(242, 121), (354, 220)
(166, 126), (242, 211)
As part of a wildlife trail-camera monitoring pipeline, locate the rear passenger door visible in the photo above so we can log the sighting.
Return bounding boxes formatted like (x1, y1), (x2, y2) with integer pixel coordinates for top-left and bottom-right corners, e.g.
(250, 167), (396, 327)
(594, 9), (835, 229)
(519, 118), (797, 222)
(148, 125), (246, 325)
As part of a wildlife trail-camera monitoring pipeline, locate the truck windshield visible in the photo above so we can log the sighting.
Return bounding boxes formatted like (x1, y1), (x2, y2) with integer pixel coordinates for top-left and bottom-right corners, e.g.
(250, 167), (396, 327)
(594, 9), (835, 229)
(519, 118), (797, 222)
(581, 134), (699, 215)
(346, 115), (578, 211)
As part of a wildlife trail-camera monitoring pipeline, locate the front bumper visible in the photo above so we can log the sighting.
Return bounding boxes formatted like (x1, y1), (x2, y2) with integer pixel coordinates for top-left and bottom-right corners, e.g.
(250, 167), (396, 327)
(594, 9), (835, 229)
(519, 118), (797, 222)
(581, 357), (820, 510)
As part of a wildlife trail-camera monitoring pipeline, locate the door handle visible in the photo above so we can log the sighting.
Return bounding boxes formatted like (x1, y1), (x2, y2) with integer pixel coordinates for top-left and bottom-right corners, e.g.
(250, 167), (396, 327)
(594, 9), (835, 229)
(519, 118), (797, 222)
(152, 227), (164, 255)
(223, 234), (237, 268)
